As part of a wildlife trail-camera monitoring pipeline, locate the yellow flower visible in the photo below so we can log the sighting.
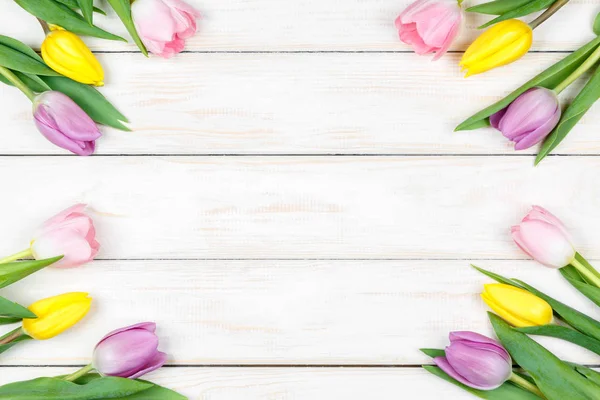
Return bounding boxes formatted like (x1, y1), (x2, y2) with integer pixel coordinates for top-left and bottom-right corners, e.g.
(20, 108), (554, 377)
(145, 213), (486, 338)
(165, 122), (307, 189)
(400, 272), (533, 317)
(41, 30), (104, 86)
(482, 284), (553, 327)
(460, 20), (532, 77)
(22, 292), (92, 340)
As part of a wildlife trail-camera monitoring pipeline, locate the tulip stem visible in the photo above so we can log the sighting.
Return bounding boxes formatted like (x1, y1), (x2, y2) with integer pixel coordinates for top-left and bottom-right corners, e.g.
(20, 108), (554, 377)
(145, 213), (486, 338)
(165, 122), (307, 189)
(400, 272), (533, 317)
(509, 373), (547, 399)
(554, 44), (600, 95)
(571, 258), (600, 288)
(63, 364), (94, 382)
(0, 66), (35, 101)
(529, 0), (570, 30)
(0, 327), (24, 345)
(0, 249), (33, 264)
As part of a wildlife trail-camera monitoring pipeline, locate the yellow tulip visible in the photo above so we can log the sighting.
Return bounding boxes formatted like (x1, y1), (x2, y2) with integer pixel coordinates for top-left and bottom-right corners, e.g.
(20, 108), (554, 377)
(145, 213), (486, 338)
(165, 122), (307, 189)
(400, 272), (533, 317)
(41, 30), (104, 86)
(22, 292), (92, 340)
(482, 284), (553, 327)
(460, 20), (532, 77)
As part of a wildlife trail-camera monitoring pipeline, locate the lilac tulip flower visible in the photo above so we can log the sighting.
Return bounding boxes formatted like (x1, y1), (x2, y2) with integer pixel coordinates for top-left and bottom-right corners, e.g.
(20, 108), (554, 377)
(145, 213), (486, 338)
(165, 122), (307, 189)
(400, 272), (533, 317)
(490, 87), (560, 150)
(32, 91), (101, 156)
(92, 322), (167, 379)
(433, 331), (512, 390)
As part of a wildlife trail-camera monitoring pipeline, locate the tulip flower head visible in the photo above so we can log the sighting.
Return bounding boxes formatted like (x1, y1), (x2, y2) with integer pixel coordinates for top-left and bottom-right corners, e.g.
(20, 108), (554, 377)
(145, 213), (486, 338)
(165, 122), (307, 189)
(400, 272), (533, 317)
(132, 0), (201, 58)
(461, 19), (532, 76)
(31, 204), (100, 268)
(41, 29), (104, 86)
(395, 0), (463, 60)
(32, 91), (101, 156)
(491, 88), (561, 150)
(93, 322), (167, 379)
(22, 292), (92, 340)
(512, 206), (575, 268)
(434, 331), (512, 390)
(482, 284), (553, 327)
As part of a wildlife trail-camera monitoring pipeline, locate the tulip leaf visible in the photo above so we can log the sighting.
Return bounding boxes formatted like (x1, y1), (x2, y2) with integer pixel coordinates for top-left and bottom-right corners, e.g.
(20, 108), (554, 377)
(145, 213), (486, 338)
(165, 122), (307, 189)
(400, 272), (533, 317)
(55, 0), (106, 15)
(0, 296), (36, 320)
(14, 0), (125, 42)
(73, 375), (188, 399)
(516, 324), (600, 356)
(478, 0), (555, 29)
(595, 13), (600, 36)
(0, 36), (44, 64)
(41, 76), (131, 131)
(536, 63), (600, 165)
(560, 269), (600, 307)
(456, 36), (600, 131)
(467, 0), (533, 15)
(76, 0), (94, 24)
(490, 313), (600, 399)
(0, 43), (57, 76)
(571, 364), (600, 386)
(0, 377), (152, 399)
(105, 0), (148, 56)
(420, 348), (445, 358)
(0, 256), (63, 289)
(471, 265), (527, 290)
(0, 334), (31, 356)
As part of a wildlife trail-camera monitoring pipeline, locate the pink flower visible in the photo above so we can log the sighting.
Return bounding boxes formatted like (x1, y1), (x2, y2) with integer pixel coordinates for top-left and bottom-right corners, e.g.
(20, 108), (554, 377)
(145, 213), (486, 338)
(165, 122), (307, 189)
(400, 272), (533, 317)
(395, 0), (462, 60)
(31, 204), (100, 268)
(512, 206), (575, 268)
(132, 0), (201, 58)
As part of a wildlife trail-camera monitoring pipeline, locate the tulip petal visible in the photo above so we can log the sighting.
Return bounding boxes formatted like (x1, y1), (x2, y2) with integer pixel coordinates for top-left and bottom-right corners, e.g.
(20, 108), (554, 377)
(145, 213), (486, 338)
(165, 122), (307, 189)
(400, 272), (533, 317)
(518, 220), (575, 268)
(445, 342), (511, 389)
(434, 356), (504, 390)
(99, 322), (157, 344)
(128, 351), (168, 379)
(32, 229), (94, 268)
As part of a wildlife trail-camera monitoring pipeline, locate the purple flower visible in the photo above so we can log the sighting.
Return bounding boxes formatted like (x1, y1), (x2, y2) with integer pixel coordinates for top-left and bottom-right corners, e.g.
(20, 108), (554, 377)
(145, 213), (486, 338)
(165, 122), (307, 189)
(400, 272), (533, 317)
(433, 331), (512, 390)
(32, 91), (101, 156)
(92, 322), (167, 379)
(490, 87), (560, 150)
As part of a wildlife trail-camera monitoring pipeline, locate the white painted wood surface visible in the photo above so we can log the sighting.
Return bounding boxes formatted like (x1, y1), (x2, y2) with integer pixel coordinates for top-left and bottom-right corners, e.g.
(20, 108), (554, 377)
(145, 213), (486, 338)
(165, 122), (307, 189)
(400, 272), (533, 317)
(0, 1), (599, 399)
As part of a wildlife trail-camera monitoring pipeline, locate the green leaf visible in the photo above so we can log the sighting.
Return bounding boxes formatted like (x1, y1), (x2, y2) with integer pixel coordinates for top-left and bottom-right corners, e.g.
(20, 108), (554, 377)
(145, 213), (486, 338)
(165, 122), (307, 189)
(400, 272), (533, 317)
(0, 35), (44, 64)
(561, 270), (600, 307)
(0, 377), (152, 400)
(420, 348), (445, 358)
(0, 333), (31, 355)
(22, 73), (52, 91)
(595, 12), (600, 36)
(516, 324), (600, 356)
(467, 0), (533, 15)
(14, 0), (125, 42)
(489, 313), (600, 399)
(0, 296), (36, 320)
(571, 364), (600, 386)
(471, 265), (527, 289)
(478, 0), (555, 29)
(41, 76), (130, 130)
(0, 43), (57, 76)
(77, 0), (94, 24)
(74, 375), (187, 400)
(456, 36), (600, 131)
(105, 0), (148, 56)
(536, 63), (600, 165)
(55, 0), (106, 15)
(0, 256), (63, 289)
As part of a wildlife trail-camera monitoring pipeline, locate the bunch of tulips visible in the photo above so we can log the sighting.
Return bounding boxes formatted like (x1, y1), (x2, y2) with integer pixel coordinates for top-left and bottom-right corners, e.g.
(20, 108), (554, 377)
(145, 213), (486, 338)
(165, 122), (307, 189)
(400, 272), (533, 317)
(1, 0), (200, 155)
(424, 206), (600, 399)
(0, 205), (185, 399)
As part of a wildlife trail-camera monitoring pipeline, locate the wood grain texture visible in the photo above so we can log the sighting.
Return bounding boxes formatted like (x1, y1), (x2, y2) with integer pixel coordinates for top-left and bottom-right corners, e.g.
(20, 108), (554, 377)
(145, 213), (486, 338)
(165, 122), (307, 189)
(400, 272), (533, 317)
(0, 260), (597, 365)
(0, 367), (481, 400)
(1, 0), (597, 51)
(0, 52), (599, 155)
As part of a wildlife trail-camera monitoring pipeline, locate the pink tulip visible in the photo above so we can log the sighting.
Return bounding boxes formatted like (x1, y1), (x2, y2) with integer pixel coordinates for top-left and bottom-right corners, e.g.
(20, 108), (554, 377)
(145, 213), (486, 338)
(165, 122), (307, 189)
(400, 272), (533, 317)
(132, 0), (201, 58)
(395, 0), (462, 60)
(512, 206), (575, 268)
(31, 204), (100, 268)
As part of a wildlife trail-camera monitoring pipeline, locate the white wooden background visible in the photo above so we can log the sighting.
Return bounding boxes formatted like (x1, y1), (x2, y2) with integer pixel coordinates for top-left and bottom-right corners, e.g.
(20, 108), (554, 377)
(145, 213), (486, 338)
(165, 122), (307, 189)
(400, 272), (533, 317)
(0, 1), (600, 398)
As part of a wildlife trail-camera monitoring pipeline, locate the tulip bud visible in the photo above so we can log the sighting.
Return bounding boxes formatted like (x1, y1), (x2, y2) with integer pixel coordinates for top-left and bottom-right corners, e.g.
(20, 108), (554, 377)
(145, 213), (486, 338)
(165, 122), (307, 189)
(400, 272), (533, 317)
(92, 322), (167, 379)
(482, 284), (553, 327)
(31, 204), (100, 268)
(22, 292), (92, 340)
(490, 88), (561, 150)
(395, 0), (463, 60)
(32, 91), (101, 156)
(434, 331), (512, 390)
(460, 19), (532, 76)
(41, 29), (104, 86)
(512, 206), (575, 268)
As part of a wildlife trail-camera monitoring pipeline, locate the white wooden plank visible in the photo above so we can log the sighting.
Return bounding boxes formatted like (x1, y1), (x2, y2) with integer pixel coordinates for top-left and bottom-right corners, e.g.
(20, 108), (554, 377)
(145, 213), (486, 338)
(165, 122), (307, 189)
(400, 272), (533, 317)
(0, 260), (597, 365)
(0, 156), (599, 259)
(0, 367), (477, 399)
(0, 53), (598, 155)
(0, 0), (596, 51)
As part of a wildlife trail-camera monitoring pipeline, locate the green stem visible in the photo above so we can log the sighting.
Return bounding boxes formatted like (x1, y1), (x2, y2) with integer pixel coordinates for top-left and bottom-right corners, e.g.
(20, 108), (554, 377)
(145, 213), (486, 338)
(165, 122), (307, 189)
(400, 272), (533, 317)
(0, 66), (35, 101)
(571, 258), (600, 288)
(553, 44), (600, 94)
(63, 364), (94, 382)
(0, 327), (24, 346)
(529, 0), (570, 30)
(509, 373), (547, 399)
(0, 249), (33, 264)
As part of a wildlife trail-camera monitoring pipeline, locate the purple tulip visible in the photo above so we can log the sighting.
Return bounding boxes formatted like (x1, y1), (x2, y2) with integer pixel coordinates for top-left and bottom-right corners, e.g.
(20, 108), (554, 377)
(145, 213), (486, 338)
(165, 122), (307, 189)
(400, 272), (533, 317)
(433, 331), (512, 390)
(490, 87), (561, 150)
(92, 322), (167, 379)
(32, 91), (101, 156)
